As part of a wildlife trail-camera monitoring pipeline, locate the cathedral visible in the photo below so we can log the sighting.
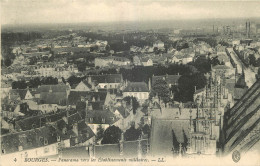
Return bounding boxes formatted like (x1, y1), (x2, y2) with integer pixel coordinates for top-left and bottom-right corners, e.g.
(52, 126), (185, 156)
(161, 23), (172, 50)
(188, 72), (234, 155)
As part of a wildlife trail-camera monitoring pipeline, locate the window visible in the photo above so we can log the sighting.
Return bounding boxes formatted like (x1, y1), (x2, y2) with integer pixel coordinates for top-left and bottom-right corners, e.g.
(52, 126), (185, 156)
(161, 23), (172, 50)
(2, 149), (5, 154)
(57, 136), (61, 142)
(18, 146), (23, 151)
(44, 147), (49, 153)
(102, 118), (105, 123)
(44, 138), (48, 145)
(90, 118), (93, 123)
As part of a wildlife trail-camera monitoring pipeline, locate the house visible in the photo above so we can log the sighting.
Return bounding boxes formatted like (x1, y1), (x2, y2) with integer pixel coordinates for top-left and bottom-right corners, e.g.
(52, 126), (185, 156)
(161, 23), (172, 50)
(91, 74), (123, 90)
(95, 56), (131, 67)
(133, 56), (143, 66)
(36, 84), (70, 113)
(73, 80), (93, 91)
(212, 65), (235, 79)
(68, 91), (107, 110)
(140, 58), (153, 66)
(153, 40), (164, 49)
(152, 74), (181, 87)
(215, 45), (226, 54)
(86, 109), (119, 135)
(123, 82), (150, 104)
(1, 125), (60, 161)
(60, 137), (149, 158)
(112, 105), (133, 131)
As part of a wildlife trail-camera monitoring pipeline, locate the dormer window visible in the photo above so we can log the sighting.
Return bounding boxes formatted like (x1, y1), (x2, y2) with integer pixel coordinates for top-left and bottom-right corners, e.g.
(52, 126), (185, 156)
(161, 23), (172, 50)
(44, 138), (48, 145)
(18, 146), (23, 151)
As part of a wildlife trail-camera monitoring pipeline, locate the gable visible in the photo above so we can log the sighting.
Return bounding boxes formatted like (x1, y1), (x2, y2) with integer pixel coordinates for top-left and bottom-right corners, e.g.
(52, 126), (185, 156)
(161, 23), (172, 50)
(24, 90), (33, 100)
(75, 81), (91, 91)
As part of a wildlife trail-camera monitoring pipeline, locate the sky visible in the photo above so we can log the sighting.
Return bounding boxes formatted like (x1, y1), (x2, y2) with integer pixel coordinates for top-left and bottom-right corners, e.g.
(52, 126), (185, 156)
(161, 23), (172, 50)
(1, 0), (260, 25)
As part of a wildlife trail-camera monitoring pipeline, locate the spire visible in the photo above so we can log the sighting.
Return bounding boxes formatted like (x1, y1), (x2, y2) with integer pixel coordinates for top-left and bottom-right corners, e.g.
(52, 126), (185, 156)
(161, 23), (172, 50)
(138, 135), (142, 158)
(119, 132), (124, 156)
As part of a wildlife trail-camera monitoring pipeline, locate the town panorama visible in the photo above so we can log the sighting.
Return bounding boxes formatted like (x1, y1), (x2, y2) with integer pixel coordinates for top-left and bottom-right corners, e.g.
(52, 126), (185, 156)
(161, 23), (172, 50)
(1, 2), (260, 166)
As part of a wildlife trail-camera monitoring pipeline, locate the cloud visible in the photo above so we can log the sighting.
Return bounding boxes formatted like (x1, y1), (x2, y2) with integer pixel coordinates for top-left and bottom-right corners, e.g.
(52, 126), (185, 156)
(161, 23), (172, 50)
(1, 0), (260, 25)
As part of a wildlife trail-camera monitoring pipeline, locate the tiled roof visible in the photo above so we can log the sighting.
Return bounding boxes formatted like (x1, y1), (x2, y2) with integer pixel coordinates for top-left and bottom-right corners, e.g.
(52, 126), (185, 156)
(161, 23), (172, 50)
(9, 89), (28, 100)
(68, 91), (107, 105)
(40, 92), (67, 105)
(113, 106), (130, 118)
(87, 110), (118, 124)
(123, 82), (149, 92)
(37, 84), (69, 93)
(212, 65), (230, 70)
(61, 146), (90, 158)
(152, 74), (181, 85)
(94, 139), (148, 158)
(82, 80), (92, 88)
(194, 88), (205, 94)
(68, 113), (82, 126)
(90, 74), (122, 84)
(16, 115), (46, 131)
(1, 125), (58, 154)
(234, 87), (248, 100)
(78, 120), (95, 143)
(150, 119), (190, 156)
(95, 144), (119, 157)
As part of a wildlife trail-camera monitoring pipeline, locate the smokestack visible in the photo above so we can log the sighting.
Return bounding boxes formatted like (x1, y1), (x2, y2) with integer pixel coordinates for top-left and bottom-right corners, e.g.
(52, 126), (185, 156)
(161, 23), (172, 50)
(249, 22), (251, 38)
(246, 22), (248, 35)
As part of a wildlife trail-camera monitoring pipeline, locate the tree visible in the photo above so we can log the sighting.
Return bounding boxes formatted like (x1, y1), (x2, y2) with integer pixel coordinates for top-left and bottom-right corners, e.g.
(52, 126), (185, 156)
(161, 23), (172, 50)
(78, 63), (87, 72)
(151, 79), (171, 105)
(4, 58), (12, 67)
(176, 73), (206, 102)
(96, 125), (105, 141)
(124, 126), (141, 141)
(101, 125), (122, 144)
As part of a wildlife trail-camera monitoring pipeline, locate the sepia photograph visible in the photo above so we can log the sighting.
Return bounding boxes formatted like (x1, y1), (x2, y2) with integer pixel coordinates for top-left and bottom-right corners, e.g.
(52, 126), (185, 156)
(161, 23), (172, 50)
(1, 0), (260, 165)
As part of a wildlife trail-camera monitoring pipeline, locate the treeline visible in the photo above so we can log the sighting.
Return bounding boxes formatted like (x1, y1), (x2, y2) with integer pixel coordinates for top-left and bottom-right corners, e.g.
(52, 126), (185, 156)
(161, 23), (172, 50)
(67, 61), (211, 102)
(1, 32), (42, 45)
(193, 37), (218, 48)
(1, 32), (43, 67)
(12, 77), (60, 89)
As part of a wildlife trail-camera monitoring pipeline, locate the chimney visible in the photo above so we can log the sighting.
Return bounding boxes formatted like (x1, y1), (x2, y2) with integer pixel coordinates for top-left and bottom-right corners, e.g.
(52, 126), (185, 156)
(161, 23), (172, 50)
(49, 86), (52, 93)
(72, 123), (78, 136)
(249, 22), (251, 38)
(246, 22), (248, 38)
(88, 76), (92, 84)
(137, 135), (142, 158)
(148, 78), (151, 91)
(124, 108), (127, 118)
